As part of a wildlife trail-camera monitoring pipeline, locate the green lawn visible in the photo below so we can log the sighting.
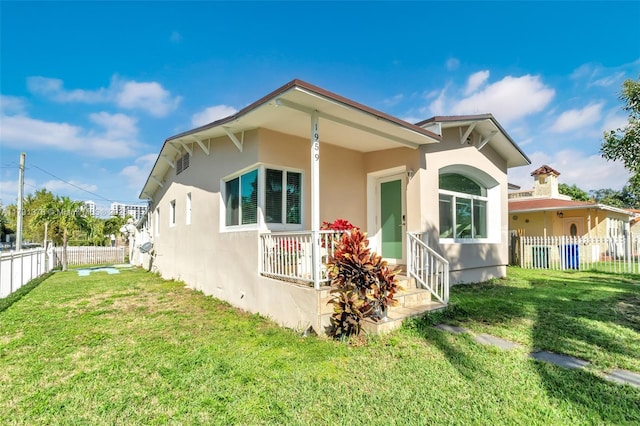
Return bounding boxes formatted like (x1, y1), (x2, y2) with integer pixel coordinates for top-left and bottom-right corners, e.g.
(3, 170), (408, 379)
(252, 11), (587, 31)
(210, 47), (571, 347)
(0, 267), (638, 425)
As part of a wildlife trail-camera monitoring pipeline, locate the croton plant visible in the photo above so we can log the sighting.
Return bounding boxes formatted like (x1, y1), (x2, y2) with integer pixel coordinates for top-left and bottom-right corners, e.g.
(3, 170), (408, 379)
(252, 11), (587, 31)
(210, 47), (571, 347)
(325, 227), (401, 339)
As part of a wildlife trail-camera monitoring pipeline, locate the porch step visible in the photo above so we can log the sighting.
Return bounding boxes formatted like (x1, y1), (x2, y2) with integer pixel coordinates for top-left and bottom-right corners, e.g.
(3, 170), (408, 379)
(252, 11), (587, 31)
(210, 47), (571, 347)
(396, 273), (416, 290)
(317, 276), (430, 316)
(361, 301), (447, 335)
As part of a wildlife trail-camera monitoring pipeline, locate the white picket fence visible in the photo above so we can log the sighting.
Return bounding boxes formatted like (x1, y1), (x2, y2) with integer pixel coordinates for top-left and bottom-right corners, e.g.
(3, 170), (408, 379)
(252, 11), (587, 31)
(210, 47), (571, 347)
(0, 248), (53, 298)
(519, 235), (640, 274)
(52, 246), (126, 268)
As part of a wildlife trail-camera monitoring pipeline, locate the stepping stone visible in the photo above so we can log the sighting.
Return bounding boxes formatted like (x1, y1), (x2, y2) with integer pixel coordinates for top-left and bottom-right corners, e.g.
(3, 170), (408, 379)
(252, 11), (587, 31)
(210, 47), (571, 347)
(474, 333), (523, 350)
(434, 324), (469, 334)
(605, 369), (640, 388)
(529, 351), (589, 369)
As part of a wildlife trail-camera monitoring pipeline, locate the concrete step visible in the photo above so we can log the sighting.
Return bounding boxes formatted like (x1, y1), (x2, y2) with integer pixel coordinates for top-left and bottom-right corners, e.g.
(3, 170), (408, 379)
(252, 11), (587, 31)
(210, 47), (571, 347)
(361, 301), (447, 334)
(319, 281), (433, 315)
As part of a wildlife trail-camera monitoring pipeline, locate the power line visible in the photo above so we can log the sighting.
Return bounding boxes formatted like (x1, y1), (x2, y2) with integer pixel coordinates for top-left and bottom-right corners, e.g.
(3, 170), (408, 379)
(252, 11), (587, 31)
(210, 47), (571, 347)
(5, 160), (147, 206)
(29, 164), (116, 204)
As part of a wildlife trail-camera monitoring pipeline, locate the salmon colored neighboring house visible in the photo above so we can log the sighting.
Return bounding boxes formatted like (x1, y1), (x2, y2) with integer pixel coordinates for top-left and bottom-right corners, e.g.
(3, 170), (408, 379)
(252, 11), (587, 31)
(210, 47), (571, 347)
(509, 165), (633, 238)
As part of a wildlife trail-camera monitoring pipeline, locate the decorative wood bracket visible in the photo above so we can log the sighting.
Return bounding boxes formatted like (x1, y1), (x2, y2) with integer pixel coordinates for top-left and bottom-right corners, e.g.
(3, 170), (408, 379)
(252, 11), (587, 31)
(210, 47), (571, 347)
(223, 127), (243, 152)
(190, 135), (209, 155)
(459, 123), (477, 145)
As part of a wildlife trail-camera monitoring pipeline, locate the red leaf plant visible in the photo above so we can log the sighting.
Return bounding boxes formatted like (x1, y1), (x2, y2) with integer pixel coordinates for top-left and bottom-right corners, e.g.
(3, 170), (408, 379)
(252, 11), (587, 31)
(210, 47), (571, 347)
(325, 228), (402, 339)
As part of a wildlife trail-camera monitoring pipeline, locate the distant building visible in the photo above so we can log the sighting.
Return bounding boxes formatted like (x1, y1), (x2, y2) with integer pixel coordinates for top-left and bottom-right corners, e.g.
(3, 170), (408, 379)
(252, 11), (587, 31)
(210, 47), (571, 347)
(110, 202), (148, 221)
(83, 200), (97, 217)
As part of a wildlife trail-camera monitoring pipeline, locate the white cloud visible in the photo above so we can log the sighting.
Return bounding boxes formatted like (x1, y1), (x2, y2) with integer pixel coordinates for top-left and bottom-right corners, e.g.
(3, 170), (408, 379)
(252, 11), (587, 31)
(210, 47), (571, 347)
(191, 105), (238, 127)
(550, 103), (604, 133)
(464, 70), (490, 95)
(120, 153), (158, 190)
(27, 76), (107, 102)
(26, 75), (181, 117)
(89, 112), (138, 139)
(0, 179), (36, 206)
(571, 63), (629, 88)
(450, 74), (555, 124)
(115, 81), (181, 117)
(382, 94), (404, 107)
(0, 95), (27, 114)
(0, 178), (99, 206)
(428, 88), (448, 116)
(446, 58), (460, 71)
(0, 111), (138, 158)
(42, 179), (98, 193)
(170, 31), (182, 43)
(508, 149), (631, 192)
(601, 113), (629, 134)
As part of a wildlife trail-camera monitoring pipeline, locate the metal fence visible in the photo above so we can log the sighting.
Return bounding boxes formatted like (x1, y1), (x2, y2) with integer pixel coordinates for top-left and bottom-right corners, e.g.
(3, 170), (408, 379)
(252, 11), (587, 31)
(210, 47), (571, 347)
(519, 235), (640, 274)
(0, 248), (53, 298)
(52, 246), (126, 268)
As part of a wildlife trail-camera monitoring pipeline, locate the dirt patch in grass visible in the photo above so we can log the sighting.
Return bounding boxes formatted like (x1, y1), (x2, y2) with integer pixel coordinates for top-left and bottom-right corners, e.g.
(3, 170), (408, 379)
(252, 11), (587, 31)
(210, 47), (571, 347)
(616, 294), (640, 330)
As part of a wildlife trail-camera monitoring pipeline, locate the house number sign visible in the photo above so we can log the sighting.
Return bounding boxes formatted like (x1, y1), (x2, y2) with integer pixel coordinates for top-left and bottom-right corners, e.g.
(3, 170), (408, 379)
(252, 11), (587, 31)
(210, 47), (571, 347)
(313, 122), (319, 161)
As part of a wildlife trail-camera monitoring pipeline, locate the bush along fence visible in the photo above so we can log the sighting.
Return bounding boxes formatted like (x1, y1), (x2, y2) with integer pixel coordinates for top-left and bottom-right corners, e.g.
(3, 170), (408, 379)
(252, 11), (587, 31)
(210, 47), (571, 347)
(52, 246), (126, 268)
(519, 235), (640, 274)
(0, 248), (53, 298)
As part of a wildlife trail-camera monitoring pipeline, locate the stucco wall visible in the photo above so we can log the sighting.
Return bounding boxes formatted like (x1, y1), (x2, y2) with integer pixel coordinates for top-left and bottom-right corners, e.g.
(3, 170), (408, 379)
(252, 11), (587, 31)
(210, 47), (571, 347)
(259, 129), (367, 229)
(147, 131), (323, 331)
(421, 127), (510, 284)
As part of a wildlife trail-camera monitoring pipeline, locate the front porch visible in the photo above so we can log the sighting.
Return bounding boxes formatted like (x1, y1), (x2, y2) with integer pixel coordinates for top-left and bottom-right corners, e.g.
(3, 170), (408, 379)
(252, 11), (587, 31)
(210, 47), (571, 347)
(259, 230), (449, 333)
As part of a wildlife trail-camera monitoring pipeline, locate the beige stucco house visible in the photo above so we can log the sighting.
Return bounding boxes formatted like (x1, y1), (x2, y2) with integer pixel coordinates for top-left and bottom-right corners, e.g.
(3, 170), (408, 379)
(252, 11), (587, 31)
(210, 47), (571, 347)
(136, 79), (530, 333)
(509, 165), (632, 238)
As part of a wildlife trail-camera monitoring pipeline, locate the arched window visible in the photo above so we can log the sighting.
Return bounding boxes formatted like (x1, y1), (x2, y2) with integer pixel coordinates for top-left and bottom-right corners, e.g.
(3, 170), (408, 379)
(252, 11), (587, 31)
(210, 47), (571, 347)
(439, 173), (488, 239)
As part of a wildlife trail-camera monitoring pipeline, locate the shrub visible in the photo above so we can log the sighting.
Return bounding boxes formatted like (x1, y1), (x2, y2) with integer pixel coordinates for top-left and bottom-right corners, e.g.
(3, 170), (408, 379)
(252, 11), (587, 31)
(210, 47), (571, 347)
(325, 228), (401, 339)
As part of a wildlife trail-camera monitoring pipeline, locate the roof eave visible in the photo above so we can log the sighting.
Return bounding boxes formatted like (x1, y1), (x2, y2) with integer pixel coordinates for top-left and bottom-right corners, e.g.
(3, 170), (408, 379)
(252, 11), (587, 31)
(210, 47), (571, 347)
(416, 113), (531, 168)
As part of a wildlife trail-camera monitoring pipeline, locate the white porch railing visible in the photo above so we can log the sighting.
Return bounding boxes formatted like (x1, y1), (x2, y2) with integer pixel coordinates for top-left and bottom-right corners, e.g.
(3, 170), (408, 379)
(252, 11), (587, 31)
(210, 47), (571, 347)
(407, 232), (450, 304)
(519, 235), (640, 274)
(260, 231), (451, 304)
(259, 231), (344, 288)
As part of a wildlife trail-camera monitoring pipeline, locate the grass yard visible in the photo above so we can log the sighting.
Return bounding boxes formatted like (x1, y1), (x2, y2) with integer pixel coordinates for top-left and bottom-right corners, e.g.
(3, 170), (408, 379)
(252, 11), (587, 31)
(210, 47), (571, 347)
(0, 267), (638, 425)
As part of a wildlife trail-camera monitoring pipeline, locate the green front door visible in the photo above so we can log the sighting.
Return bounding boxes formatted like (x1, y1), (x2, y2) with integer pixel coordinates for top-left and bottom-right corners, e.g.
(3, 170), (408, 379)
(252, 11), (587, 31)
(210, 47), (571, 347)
(380, 179), (403, 259)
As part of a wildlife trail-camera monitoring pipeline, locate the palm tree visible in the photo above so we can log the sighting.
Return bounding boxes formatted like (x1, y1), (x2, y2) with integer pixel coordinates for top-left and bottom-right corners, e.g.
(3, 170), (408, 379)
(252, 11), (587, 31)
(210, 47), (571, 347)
(34, 196), (89, 271)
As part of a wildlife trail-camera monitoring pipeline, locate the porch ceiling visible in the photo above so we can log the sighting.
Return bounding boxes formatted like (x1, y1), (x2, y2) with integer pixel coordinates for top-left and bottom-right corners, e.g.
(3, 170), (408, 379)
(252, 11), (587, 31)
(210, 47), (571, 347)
(140, 80), (441, 200)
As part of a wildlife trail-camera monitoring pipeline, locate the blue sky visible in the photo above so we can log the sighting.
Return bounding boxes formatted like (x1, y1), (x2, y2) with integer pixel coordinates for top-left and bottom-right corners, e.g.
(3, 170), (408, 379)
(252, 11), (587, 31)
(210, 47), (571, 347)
(1, 1), (639, 215)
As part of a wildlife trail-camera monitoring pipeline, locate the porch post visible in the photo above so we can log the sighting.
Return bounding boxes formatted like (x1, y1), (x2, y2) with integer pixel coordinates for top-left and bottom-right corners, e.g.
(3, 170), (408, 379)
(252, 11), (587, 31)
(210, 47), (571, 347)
(311, 111), (321, 289)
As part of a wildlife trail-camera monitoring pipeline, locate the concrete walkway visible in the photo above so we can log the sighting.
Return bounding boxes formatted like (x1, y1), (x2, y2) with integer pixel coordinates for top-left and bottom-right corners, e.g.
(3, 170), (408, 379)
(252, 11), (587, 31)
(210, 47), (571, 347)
(434, 323), (640, 389)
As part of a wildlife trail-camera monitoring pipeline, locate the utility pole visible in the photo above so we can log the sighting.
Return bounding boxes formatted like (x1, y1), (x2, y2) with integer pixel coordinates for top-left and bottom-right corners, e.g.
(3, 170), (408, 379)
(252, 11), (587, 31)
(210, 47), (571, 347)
(16, 152), (25, 251)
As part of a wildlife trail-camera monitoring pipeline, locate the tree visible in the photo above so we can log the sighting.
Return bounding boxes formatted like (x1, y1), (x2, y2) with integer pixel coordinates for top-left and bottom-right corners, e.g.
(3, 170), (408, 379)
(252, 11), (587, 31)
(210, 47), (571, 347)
(34, 196), (89, 271)
(558, 183), (590, 201)
(601, 76), (640, 173)
(23, 189), (55, 243)
(104, 215), (128, 238)
(0, 204), (11, 240)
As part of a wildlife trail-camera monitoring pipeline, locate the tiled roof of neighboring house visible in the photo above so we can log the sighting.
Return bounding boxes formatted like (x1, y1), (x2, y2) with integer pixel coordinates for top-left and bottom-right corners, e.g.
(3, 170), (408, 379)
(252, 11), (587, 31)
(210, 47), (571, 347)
(509, 198), (595, 211)
(509, 198), (633, 216)
(530, 164), (560, 176)
(627, 209), (640, 225)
